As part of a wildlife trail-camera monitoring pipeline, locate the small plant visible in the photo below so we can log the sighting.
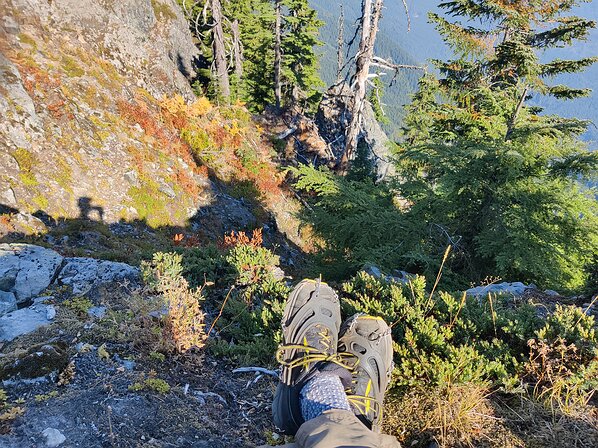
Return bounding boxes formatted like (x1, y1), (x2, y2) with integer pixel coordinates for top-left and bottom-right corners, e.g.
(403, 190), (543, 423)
(222, 228), (263, 249)
(63, 296), (93, 315)
(34, 391), (59, 402)
(143, 252), (207, 353)
(0, 394), (24, 435)
(57, 361), (75, 386)
(149, 351), (166, 362)
(128, 378), (170, 394)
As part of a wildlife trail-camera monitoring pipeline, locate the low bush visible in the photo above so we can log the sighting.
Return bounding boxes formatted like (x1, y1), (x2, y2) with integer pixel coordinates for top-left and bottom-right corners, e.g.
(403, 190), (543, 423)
(340, 271), (597, 444)
(142, 252), (207, 354)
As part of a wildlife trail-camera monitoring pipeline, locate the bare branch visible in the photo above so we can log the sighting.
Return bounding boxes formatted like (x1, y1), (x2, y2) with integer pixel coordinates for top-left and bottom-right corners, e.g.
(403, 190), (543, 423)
(400, 0), (411, 32)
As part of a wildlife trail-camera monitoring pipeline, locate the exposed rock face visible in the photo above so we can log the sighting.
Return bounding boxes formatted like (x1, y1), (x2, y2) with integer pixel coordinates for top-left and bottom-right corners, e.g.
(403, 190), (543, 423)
(0, 299), (56, 341)
(0, 243), (140, 340)
(316, 83), (395, 181)
(0, 0), (208, 227)
(57, 258), (140, 295)
(465, 282), (533, 297)
(0, 243), (63, 305)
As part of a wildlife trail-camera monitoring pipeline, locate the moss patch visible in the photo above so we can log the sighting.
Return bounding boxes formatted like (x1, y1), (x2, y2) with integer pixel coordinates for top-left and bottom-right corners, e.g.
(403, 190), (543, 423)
(11, 148), (39, 187)
(61, 55), (85, 77)
(151, 0), (177, 21)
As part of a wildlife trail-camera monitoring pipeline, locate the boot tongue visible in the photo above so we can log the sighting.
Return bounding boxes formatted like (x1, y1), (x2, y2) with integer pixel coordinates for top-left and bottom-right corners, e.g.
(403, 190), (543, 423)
(318, 362), (353, 389)
(304, 324), (335, 355)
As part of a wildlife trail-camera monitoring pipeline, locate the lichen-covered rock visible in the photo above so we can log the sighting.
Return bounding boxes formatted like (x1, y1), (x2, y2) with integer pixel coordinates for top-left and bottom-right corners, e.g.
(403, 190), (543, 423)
(57, 258), (140, 295)
(0, 342), (68, 380)
(0, 0), (208, 228)
(0, 243), (63, 304)
(0, 301), (56, 342)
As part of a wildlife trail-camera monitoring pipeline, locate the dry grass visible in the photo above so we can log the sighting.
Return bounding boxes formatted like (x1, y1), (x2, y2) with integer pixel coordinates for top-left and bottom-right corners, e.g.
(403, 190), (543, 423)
(384, 384), (504, 447)
(384, 383), (598, 448)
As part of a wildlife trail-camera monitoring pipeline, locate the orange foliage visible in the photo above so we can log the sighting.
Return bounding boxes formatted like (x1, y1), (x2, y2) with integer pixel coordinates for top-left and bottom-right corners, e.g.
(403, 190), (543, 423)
(172, 233), (202, 248)
(173, 166), (200, 197)
(47, 100), (66, 119)
(222, 228), (263, 249)
(117, 97), (196, 168)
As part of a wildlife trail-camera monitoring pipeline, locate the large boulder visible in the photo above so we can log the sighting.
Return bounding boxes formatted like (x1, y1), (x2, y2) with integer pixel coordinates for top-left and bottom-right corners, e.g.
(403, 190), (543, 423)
(56, 258), (140, 295)
(0, 290), (17, 316)
(0, 243), (63, 305)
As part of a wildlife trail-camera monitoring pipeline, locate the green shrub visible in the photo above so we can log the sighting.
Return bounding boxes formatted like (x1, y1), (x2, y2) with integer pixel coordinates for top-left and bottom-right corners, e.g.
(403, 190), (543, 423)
(340, 271), (598, 417)
(342, 272), (537, 389)
(178, 245), (229, 288)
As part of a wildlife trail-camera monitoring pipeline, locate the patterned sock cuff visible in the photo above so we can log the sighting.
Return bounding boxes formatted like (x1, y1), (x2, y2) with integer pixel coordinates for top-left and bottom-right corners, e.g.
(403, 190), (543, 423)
(300, 372), (351, 422)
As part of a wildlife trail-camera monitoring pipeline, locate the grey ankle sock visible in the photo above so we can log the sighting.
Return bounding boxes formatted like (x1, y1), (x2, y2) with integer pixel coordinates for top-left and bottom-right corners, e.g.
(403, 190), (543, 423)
(300, 372), (351, 421)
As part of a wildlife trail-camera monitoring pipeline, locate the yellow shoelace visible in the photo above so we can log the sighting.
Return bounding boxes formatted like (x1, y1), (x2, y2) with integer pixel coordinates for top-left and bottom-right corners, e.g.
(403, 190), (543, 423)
(276, 343), (356, 372)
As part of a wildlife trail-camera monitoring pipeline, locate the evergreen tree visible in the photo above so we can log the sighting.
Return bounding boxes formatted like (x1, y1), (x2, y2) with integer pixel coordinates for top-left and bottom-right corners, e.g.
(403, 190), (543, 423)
(399, 0), (598, 290)
(281, 0), (324, 111)
(179, 0), (323, 113)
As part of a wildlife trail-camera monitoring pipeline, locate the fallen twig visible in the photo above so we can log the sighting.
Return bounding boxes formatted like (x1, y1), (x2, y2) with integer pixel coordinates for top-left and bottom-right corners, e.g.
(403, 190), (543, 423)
(233, 367), (279, 378)
(194, 390), (227, 405)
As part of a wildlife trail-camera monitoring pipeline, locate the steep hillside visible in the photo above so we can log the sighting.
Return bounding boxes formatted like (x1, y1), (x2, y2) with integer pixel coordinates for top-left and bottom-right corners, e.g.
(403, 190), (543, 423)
(0, 0), (306, 253)
(0, 0), (203, 224)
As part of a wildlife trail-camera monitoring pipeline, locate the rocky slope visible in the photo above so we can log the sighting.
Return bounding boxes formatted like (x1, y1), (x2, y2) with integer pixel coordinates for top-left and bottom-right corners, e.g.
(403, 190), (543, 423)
(1, 0), (208, 225)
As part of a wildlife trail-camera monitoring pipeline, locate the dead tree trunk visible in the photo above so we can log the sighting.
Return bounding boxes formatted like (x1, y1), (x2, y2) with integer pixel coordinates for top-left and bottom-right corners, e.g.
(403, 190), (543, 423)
(211, 0), (230, 101)
(339, 0), (383, 173)
(274, 0), (283, 109)
(336, 4), (345, 82)
(231, 18), (243, 84)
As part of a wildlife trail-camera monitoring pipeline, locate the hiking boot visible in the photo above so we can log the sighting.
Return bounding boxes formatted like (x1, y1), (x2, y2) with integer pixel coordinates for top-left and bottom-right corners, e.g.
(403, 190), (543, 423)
(338, 314), (394, 433)
(272, 279), (351, 435)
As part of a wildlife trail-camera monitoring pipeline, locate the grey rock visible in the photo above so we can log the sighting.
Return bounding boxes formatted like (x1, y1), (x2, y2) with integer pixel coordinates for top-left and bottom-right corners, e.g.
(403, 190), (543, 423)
(11, 213), (47, 235)
(270, 266), (286, 281)
(42, 428), (66, 447)
(363, 264), (382, 278)
(46, 305), (56, 320)
(0, 187), (16, 206)
(0, 290), (17, 316)
(2, 15), (20, 34)
(57, 258), (139, 294)
(0, 302), (56, 341)
(159, 183), (177, 198)
(465, 282), (532, 298)
(124, 170), (138, 185)
(87, 306), (107, 319)
(544, 289), (560, 297)
(0, 244), (64, 304)
(362, 264), (415, 284)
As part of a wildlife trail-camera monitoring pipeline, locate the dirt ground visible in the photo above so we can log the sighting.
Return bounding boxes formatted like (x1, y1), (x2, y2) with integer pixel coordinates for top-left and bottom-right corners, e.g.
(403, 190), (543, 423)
(0, 285), (283, 448)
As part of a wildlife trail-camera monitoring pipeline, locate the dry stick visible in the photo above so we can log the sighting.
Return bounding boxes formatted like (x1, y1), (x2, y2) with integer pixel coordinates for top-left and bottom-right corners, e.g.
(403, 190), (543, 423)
(207, 285), (235, 336)
(426, 245), (452, 311)
(575, 294), (598, 326)
(488, 292), (497, 337)
(449, 291), (468, 328)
